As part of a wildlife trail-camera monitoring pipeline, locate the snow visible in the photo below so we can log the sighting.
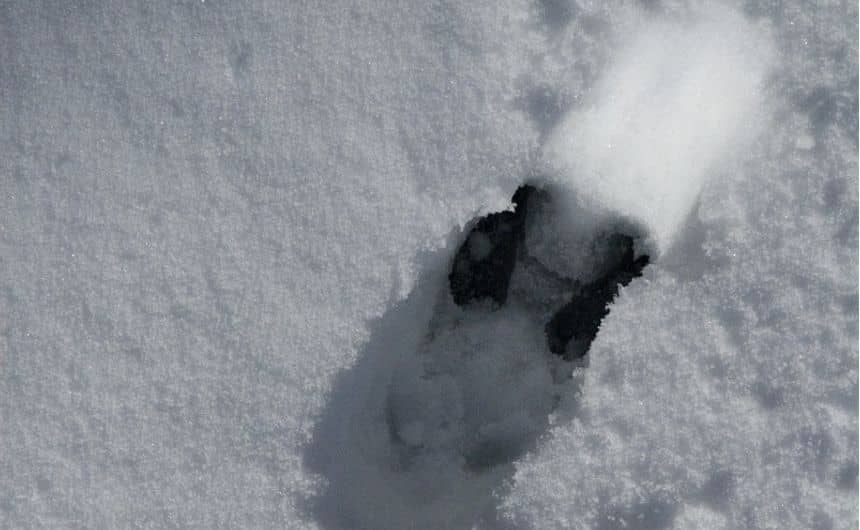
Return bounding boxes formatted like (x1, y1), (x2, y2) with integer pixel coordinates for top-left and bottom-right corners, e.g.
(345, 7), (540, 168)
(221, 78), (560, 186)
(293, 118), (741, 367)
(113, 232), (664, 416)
(543, 8), (773, 255)
(0, 1), (856, 529)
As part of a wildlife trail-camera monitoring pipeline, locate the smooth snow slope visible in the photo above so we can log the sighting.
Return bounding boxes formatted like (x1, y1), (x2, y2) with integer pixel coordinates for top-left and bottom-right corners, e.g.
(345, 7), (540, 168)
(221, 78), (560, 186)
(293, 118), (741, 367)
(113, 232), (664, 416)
(0, 1), (856, 530)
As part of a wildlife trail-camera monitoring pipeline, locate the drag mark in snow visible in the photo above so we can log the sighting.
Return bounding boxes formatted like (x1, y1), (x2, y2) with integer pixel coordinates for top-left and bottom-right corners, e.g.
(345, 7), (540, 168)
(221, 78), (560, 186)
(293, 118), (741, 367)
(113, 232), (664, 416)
(543, 8), (773, 254)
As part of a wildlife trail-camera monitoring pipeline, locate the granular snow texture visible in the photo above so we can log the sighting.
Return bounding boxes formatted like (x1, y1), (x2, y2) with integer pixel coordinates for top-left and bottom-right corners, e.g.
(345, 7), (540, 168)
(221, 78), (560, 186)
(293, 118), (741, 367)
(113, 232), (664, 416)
(0, 1), (856, 529)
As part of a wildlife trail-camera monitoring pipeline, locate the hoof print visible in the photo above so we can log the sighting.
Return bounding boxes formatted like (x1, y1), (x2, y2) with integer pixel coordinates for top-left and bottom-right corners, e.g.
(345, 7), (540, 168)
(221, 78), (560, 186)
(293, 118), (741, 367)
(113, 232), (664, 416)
(450, 185), (649, 360)
(449, 186), (535, 307)
(545, 234), (650, 359)
(308, 182), (651, 530)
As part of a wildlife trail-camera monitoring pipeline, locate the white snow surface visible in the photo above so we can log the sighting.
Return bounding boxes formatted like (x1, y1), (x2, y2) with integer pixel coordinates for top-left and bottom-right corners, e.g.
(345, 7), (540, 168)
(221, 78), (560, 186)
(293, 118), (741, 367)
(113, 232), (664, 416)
(0, 1), (856, 530)
(543, 8), (773, 255)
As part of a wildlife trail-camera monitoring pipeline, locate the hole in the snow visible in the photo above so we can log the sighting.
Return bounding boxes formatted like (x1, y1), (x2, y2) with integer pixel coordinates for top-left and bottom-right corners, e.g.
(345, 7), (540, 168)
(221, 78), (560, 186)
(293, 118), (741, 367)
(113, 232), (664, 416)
(450, 184), (649, 360)
(304, 183), (651, 529)
(449, 186), (534, 306)
(545, 233), (649, 358)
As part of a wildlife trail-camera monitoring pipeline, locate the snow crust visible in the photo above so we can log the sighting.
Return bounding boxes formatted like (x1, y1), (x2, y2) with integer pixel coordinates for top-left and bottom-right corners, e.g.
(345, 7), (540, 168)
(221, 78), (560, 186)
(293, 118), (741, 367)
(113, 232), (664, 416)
(0, 0), (856, 529)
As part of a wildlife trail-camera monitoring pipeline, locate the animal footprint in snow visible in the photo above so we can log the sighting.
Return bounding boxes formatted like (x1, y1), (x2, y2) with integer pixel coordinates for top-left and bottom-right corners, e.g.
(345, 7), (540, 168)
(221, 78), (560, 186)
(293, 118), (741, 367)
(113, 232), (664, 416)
(544, 233), (649, 358)
(449, 185), (650, 359)
(307, 184), (651, 530)
(387, 185), (650, 473)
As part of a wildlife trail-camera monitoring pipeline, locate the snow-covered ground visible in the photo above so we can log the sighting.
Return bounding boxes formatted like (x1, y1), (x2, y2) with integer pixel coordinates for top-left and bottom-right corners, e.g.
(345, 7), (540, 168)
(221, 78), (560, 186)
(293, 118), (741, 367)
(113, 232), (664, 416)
(0, 1), (856, 529)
